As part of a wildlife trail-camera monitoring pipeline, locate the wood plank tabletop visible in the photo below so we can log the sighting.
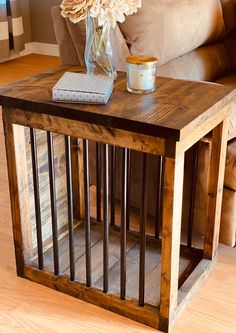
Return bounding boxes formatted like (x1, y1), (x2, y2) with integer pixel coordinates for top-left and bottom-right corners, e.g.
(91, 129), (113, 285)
(0, 66), (235, 141)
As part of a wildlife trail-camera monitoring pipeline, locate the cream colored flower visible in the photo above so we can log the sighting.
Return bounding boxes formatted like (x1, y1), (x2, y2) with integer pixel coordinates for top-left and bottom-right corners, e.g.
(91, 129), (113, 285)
(90, 0), (141, 28)
(124, 0), (142, 15)
(90, 0), (128, 28)
(60, 0), (142, 27)
(60, 0), (95, 23)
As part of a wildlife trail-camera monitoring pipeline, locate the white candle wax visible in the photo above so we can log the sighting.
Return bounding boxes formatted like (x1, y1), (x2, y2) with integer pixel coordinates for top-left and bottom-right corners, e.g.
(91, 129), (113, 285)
(128, 64), (156, 91)
(126, 56), (157, 94)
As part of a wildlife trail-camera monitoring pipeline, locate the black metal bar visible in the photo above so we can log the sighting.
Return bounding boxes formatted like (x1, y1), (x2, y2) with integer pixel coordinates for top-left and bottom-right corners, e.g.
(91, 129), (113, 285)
(96, 142), (102, 222)
(47, 132), (59, 275)
(110, 146), (116, 226)
(126, 149), (131, 231)
(155, 156), (164, 239)
(120, 148), (128, 300)
(83, 139), (91, 287)
(65, 135), (75, 281)
(187, 144), (199, 248)
(30, 128), (44, 270)
(139, 153), (148, 307)
(103, 143), (109, 293)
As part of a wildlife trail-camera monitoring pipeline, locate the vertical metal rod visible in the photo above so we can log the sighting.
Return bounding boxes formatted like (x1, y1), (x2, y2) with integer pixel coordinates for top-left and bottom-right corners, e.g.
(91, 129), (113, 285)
(126, 149), (131, 231)
(65, 136), (75, 281)
(110, 146), (116, 226)
(83, 139), (91, 287)
(155, 156), (164, 239)
(139, 153), (148, 307)
(30, 128), (44, 270)
(120, 148), (128, 300)
(103, 143), (109, 293)
(96, 142), (102, 222)
(187, 144), (199, 248)
(47, 132), (59, 275)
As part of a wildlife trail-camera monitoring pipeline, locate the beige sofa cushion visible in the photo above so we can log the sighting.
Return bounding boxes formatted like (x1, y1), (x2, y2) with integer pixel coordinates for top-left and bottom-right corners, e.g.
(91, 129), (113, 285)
(224, 34), (236, 73)
(220, 187), (236, 247)
(158, 43), (231, 82)
(65, 16), (130, 70)
(118, 0), (225, 66)
(51, 6), (79, 65)
(224, 139), (236, 190)
(220, 0), (236, 34)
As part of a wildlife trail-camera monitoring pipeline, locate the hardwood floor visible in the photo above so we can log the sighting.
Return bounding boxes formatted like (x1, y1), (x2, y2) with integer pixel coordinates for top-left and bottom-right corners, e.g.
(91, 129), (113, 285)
(0, 54), (235, 333)
(0, 54), (61, 86)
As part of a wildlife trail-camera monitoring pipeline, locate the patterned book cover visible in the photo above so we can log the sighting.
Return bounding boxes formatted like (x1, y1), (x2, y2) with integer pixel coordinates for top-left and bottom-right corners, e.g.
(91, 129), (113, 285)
(52, 72), (114, 104)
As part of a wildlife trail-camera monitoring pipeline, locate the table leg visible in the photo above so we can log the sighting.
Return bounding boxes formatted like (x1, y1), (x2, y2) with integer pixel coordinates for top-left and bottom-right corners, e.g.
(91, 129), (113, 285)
(159, 149), (185, 333)
(204, 118), (229, 260)
(2, 116), (31, 274)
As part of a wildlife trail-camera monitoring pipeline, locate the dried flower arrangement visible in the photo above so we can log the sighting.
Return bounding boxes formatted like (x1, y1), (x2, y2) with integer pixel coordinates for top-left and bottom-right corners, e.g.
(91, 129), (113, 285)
(60, 0), (142, 28)
(60, 0), (142, 79)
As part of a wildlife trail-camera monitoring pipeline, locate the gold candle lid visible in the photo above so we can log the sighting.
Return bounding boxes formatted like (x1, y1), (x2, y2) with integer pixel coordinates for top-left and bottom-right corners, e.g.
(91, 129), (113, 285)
(126, 55), (158, 65)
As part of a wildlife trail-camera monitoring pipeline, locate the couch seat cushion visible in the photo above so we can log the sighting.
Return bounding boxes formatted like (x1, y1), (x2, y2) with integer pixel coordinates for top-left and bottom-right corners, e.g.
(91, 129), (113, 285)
(216, 74), (236, 87)
(118, 0), (225, 66)
(225, 138), (236, 190)
(215, 74), (236, 141)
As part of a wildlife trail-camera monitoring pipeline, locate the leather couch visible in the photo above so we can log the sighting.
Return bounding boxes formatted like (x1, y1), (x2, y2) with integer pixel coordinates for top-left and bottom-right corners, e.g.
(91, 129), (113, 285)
(51, 0), (236, 247)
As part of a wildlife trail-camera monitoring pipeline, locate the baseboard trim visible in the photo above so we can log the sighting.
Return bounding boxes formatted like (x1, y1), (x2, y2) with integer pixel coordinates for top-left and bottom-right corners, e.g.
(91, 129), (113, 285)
(27, 42), (59, 57)
(0, 42), (59, 63)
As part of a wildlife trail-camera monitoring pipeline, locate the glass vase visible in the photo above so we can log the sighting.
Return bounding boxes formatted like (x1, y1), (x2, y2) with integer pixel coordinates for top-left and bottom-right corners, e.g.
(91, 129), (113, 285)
(84, 14), (117, 80)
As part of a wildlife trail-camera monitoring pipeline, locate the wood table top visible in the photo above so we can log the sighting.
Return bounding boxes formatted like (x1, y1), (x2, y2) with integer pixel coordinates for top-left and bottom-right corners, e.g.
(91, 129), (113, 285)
(0, 66), (235, 141)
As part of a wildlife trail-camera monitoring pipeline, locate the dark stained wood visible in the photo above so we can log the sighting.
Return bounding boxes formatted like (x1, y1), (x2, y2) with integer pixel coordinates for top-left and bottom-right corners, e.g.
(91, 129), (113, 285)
(126, 149), (131, 230)
(1, 65), (232, 333)
(47, 131), (59, 275)
(120, 148), (128, 300)
(159, 149), (185, 330)
(42, 221), (102, 273)
(0, 67), (234, 141)
(110, 145), (116, 227)
(187, 144), (199, 248)
(6, 108), (167, 156)
(96, 142), (102, 222)
(65, 135), (75, 281)
(2, 118), (25, 275)
(64, 224), (137, 285)
(103, 143), (109, 293)
(155, 156), (164, 239)
(139, 153), (148, 307)
(70, 137), (81, 220)
(24, 129), (69, 252)
(77, 138), (85, 219)
(32, 221), (201, 307)
(204, 119), (229, 259)
(176, 258), (216, 325)
(23, 265), (160, 330)
(30, 128), (44, 270)
(83, 139), (91, 287)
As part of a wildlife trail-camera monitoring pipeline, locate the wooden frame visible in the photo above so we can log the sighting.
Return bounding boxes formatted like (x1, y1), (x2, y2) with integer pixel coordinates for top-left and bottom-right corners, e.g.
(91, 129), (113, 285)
(2, 105), (229, 332)
(1, 69), (233, 332)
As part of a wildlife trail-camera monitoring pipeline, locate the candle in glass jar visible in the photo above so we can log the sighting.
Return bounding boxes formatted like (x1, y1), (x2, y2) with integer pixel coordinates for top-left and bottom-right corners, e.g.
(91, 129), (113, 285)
(126, 55), (158, 94)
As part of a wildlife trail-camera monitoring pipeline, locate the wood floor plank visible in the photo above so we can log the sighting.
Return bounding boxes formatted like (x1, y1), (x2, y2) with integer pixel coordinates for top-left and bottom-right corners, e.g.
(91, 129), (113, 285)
(63, 224), (137, 284)
(41, 223), (102, 273)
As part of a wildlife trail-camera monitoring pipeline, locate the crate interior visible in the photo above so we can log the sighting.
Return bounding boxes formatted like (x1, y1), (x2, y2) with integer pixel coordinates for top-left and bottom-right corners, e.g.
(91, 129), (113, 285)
(21, 127), (203, 308)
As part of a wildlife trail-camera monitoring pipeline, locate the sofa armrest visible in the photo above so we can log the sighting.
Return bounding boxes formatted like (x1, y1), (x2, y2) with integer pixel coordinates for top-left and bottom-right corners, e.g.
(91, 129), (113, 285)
(51, 6), (80, 66)
(225, 32), (236, 73)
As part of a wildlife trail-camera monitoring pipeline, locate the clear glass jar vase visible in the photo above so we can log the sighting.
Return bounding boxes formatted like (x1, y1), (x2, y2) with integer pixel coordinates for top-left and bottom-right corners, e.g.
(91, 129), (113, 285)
(84, 14), (117, 80)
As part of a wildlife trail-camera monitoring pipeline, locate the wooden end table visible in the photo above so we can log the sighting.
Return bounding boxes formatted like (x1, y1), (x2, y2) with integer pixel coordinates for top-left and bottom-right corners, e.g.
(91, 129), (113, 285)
(0, 67), (234, 332)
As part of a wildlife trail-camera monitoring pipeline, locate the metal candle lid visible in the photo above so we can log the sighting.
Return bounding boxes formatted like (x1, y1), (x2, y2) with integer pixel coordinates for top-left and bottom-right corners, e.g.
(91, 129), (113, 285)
(126, 55), (158, 65)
